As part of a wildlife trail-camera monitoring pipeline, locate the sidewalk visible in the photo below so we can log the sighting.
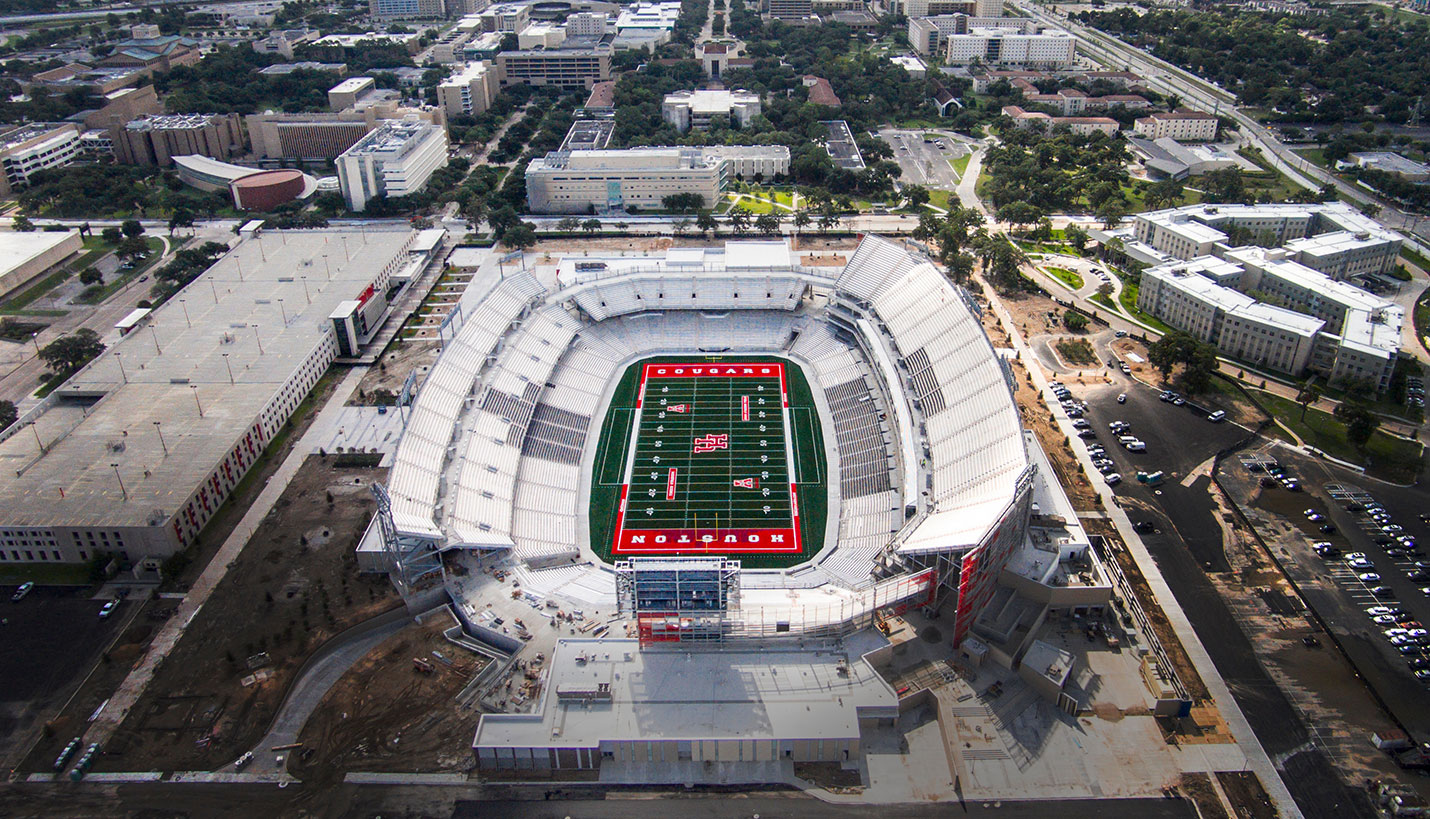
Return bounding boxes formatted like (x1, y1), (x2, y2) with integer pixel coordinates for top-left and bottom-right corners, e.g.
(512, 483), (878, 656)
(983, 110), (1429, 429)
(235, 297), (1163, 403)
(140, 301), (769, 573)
(81, 367), (369, 748)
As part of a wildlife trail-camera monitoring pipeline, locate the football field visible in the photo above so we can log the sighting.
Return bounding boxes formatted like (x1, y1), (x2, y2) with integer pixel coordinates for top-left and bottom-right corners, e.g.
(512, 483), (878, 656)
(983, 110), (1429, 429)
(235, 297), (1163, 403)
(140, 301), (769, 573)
(612, 361), (800, 554)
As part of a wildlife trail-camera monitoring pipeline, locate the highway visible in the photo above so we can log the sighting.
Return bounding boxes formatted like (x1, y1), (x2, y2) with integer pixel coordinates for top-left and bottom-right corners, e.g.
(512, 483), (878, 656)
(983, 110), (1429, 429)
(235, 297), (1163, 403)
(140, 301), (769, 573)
(1013, 1), (1430, 252)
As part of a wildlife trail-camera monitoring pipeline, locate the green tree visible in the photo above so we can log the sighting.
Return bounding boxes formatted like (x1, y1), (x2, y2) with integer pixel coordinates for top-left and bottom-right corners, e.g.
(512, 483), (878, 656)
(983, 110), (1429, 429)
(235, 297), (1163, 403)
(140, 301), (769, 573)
(1065, 224), (1088, 253)
(1097, 199), (1127, 229)
(555, 216), (581, 232)
(793, 209), (811, 236)
(0, 399), (16, 431)
(903, 185), (930, 209)
(754, 212), (780, 236)
(581, 218), (602, 234)
(101, 227), (122, 245)
(117, 236), (149, 262)
(12, 215), (36, 232)
(121, 219), (144, 239)
(79, 268), (103, 286)
(1062, 311), (1089, 332)
(502, 222), (537, 252)
(167, 207), (194, 235)
(729, 206), (751, 234)
(1333, 401), (1380, 448)
(696, 211), (718, 236)
(1296, 382), (1323, 422)
(39, 328), (105, 374)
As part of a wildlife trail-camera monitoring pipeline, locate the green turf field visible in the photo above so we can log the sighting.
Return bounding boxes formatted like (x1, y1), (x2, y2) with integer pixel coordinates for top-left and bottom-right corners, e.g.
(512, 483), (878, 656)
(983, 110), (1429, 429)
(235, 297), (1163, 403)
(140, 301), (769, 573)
(589, 355), (827, 570)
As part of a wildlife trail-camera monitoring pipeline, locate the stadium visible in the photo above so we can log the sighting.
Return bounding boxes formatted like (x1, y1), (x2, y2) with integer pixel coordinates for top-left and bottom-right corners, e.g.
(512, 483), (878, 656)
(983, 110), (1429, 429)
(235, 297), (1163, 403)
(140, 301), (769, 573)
(364, 234), (1045, 648)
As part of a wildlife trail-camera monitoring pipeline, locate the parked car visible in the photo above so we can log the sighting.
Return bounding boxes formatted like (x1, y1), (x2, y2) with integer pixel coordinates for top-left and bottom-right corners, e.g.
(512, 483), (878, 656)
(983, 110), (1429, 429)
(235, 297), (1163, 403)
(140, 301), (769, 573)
(1117, 393), (1126, 403)
(98, 600), (117, 619)
(1105, 473), (1122, 485)
(11, 581), (33, 602)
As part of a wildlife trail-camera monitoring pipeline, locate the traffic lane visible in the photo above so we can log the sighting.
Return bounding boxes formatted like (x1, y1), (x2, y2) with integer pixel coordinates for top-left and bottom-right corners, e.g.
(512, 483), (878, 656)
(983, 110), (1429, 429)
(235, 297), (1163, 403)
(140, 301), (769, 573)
(455, 797), (1201, 819)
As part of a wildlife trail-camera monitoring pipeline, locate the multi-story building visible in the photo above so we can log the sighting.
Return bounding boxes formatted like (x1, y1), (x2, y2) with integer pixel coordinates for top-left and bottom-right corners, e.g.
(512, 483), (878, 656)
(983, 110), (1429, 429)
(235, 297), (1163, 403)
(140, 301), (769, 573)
(899, 0), (1001, 16)
(480, 2), (532, 31)
(111, 113), (245, 167)
(97, 35), (201, 72)
(430, 27), (477, 62)
(566, 11), (609, 36)
(767, 0), (814, 20)
(525, 145), (789, 213)
(1001, 106), (1118, 137)
(0, 123), (83, 197)
(336, 119), (450, 211)
(1132, 110), (1218, 142)
(329, 76), (377, 111)
(518, 21), (567, 48)
(662, 89), (762, 131)
(369, 0), (447, 17)
(1132, 204), (1402, 279)
(437, 61), (501, 116)
(0, 229), (421, 567)
(247, 104), (446, 163)
(496, 44), (612, 88)
(944, 23), (1075, 67)
(908, 15), (1028, 56)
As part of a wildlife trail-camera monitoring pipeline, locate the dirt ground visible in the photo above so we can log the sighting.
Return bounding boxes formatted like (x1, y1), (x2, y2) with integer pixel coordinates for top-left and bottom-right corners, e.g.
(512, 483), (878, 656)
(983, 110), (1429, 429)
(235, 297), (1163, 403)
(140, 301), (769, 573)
(1178, 772), (1230, 819)
(290, 612), (488, 788)
(354, 338), (442, 403)
(80, 457), (398, 773)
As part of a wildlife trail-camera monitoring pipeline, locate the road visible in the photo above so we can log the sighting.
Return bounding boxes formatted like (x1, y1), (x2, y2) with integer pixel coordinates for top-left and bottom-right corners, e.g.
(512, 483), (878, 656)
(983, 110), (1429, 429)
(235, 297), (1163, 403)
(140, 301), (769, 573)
(1013, 1), (1430, 252)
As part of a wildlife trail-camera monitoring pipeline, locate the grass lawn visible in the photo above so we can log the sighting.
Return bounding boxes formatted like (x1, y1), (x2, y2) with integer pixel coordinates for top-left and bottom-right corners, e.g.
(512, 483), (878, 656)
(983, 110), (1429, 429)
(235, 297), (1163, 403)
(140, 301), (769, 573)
(1235, 148), (1312, 201)
(1402, 246), (1430, 275)
(0, 267), (74, 314)
(1292, 147), (1330, 169)
(1252, 390), (1424, 483)
(0, 562), (92, 586)
(1045, 266), (1084, 290)
(950, 153), (971, 178)
(1056, 338), (1097, 365)
(725, 195), (776, 215)
(1090, 292), (1118, 312)
(926, 189), (953, 211)
(1416, 289), (1430, 356)
(1115, 274), (1174, 335)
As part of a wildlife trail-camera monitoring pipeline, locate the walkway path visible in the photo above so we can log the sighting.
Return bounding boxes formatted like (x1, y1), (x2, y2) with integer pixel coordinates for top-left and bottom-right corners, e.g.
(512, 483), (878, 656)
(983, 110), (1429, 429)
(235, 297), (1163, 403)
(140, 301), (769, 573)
(81, 367), (369, 748)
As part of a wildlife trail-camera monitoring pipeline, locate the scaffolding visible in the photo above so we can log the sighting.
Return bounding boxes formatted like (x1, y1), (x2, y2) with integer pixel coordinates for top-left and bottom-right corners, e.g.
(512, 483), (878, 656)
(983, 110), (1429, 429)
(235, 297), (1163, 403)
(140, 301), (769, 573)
(370, 482), (444, 592)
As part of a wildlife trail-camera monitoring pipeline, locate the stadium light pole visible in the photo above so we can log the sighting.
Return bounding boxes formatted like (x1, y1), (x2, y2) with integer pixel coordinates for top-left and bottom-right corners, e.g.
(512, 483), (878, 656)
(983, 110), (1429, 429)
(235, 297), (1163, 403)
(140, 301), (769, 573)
(300, 276), (310, 304)
(115, 351), (127, 384)
(150, 324), (161, 355)
(30, 422), (44, 453)
(277, 298), (287, 325)
(111, 463), (127, 500)
(190, 385), (204, 418)
(221, 353), (233, 385)
(153, 420), (167, 456)
(179, 298), (190, 328)
(251, 324), (263, 355)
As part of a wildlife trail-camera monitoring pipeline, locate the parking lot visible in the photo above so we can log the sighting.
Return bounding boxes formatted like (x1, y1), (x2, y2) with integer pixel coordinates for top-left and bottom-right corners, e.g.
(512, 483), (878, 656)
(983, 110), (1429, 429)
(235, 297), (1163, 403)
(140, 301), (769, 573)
(1225, 457), (1430, 734)
(0, 585), (129, 758)
(879, 129), (968, 191)
(1050, 372), (1381, 817)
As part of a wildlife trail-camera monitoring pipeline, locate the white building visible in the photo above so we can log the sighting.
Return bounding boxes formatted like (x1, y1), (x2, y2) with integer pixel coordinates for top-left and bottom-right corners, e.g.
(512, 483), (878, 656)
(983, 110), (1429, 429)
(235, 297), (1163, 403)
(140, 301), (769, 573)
(518, 22), (566, 49)
(1133, 203), (1403, 279)
(907, 15), (1025, 56)
(615, 0), (682, 29)
(1344, 152), (1430, 182)
(662, 89), (762, 131)
(525, 145), (789, 213)
(565, 11), (609, 36)
(1138, 247), (1403, 392)
(0, 123), (83, 197)
(336, 120), (449, 212)
(1132, 110), (1218, 142)
(437, 61), (501, 116)
(890, 55), (926, 79)
(481, 2), (531, 32)
(942, 23), (1075, 67)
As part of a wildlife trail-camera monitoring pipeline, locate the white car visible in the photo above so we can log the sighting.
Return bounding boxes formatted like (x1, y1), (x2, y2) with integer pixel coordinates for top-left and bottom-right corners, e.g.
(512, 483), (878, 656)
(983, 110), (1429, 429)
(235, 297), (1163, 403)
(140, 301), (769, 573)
(1358, 572), (1382, 584)
(1347, 558), (1374, 571)
(1105, 473), (1122, 485)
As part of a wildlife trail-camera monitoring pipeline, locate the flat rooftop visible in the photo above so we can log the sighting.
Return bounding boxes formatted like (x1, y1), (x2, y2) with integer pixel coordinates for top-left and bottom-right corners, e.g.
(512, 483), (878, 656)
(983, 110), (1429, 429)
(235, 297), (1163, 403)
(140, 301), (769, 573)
(0, 229), (414, 530)
(821, 120), (864, 170)
(0, 228), (80, 279)
(473, 637), (896, 749)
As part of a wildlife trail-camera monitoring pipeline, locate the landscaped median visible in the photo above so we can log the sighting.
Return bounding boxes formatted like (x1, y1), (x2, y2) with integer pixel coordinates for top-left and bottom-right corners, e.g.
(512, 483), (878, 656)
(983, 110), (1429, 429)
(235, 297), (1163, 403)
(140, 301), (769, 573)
(1042, 265), (1084, 291)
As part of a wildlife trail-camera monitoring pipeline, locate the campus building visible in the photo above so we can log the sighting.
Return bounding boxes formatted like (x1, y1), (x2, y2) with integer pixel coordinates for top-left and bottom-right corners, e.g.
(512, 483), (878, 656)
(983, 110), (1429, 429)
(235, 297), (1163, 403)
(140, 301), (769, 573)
(0, 229), (421, 566)
(111, 113), (245, 167)
(943, 23), (1076, 67)
(369, 0), (447, 17)
(0, 123), (83, 197)
(907, 15), (1026, 56)
(496, 44), (613, 88)
(525, 147), (728, 213)
(661, 89), (762, 131)
(1001, 106), (1119, 137)
(436, 61), (501, 116)
(336, 120), (450, 211)
(1132, 110), (1219, 142)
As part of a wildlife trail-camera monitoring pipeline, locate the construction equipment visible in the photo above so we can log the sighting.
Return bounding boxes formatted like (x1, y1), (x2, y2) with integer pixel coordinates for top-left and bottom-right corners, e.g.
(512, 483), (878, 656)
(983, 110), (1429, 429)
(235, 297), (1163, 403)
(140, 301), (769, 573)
(413, 657), (435, 674)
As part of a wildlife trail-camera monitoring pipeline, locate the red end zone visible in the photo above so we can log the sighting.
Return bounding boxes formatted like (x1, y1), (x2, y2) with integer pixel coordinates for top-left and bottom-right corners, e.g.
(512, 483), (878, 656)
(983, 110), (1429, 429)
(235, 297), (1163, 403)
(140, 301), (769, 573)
(611, 486), (804, 554)
(636, 362), (788, 408)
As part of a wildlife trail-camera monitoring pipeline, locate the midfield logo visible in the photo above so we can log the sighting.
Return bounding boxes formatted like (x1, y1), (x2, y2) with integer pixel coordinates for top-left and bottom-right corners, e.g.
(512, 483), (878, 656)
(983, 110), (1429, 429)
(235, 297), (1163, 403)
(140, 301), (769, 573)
(693, 433), (729, 453)
(733, 477), (761, 489)
(669, 404), (687, 413)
